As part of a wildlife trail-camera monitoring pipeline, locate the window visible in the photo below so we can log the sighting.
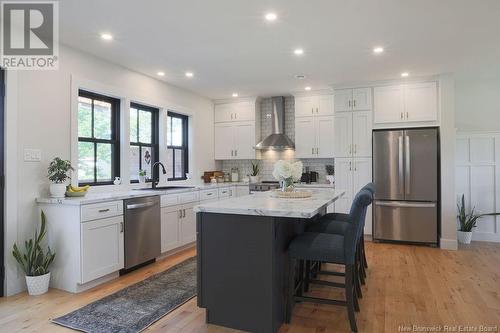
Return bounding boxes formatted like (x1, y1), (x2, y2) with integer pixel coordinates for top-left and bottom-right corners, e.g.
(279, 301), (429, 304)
(129, 103), (159, 182)
(166, 112), (188, 180)
(77, 90), (120, 185)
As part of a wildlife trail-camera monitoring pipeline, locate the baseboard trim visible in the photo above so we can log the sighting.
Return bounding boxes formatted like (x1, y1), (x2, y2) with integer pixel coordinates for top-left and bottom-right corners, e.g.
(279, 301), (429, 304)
(440, 238), (458, 250)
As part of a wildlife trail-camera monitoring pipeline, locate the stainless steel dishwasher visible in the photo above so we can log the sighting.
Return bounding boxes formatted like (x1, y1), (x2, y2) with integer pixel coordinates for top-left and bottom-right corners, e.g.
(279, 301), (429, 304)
(123, 196), (160, 270)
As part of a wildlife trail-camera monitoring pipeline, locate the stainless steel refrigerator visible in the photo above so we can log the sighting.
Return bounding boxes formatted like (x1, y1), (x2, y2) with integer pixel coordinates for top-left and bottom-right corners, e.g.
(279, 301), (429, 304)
(373, 128), (439, 245)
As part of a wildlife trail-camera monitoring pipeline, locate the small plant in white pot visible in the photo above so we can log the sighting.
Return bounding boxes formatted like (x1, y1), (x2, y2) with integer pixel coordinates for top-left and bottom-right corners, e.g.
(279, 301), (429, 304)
(249, 161), (260, 183)
(47, 157), (73, 198)
(138, 169), (147, 184)
(12, 211), (56, 296)
(457, 194), (500, 244)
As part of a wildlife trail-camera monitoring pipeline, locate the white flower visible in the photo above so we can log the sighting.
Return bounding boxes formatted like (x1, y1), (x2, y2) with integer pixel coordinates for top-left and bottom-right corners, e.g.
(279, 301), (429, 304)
(291, 161), (303, 181)
(273, 160), (303, 181)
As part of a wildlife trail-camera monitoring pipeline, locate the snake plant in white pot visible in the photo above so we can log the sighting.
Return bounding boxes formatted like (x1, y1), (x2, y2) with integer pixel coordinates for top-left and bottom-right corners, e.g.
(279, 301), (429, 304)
(12, 211), (56, 295)
(457, 194), (500, 244)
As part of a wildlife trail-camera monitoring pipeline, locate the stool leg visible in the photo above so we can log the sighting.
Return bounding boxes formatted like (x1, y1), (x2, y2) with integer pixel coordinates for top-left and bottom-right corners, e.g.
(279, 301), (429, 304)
(345, 264), (358, 332)
(297, 260), (304, 297)
(354, 253), (363, 299)
(362, 235), (368, 269)
(304, 260), (311, 292)
(286, 258), (296, 323)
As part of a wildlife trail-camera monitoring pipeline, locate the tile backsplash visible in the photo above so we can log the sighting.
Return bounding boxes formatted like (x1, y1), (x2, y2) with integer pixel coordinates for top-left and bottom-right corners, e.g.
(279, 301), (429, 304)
(220, 96), (334, 182)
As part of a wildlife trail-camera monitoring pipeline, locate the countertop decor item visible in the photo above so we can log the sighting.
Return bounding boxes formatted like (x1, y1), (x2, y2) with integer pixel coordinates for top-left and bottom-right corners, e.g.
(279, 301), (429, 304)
(113, 177), (121, 185)
(138, 170), (147, 184)
(249, 161), (260, 183)
(65, 184), (89, 197)
(231, 168), (239, 182)
(47, 157), (74, 198)
(325, 164), (335, 185)
(457, 194), (500, 244)
(271, 189), (312, 198)
(12, 211), (56, 295)
(272, 160), (303, 191)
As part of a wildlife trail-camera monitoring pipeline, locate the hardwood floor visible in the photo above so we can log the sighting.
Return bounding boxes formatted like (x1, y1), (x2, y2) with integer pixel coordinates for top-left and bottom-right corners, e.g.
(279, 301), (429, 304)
(1, 241), (499, 333)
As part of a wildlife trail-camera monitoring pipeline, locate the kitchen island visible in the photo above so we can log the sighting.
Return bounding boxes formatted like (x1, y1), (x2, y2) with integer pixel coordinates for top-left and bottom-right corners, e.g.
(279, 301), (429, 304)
(194, 189), (344, 333)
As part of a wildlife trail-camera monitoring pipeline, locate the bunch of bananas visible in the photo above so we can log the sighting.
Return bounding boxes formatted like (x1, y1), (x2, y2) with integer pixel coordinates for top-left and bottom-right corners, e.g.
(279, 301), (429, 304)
(67, 185), (90, 193)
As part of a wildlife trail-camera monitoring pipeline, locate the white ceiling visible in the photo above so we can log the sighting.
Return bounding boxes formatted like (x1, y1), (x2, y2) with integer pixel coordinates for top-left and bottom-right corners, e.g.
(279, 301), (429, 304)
(59, 0), (500, 100)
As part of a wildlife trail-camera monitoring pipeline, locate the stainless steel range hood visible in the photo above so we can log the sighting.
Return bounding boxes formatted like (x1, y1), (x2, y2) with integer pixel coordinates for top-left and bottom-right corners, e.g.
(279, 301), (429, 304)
(254, 97), (295, 150)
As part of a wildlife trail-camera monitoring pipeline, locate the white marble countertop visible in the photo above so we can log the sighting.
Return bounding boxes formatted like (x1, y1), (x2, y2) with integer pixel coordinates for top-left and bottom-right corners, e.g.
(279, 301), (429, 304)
(194, 189), (345, 218)
(36, 182), (250, 206)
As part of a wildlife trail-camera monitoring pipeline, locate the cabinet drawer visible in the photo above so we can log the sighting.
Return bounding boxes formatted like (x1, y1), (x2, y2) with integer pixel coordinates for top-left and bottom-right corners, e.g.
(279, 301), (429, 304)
(161, 194), (180, 207)
(179, 191), (199, 204)
(218, 187), (231, 198)
(200, 189), (218, 201)
(81, 200), (123, 222)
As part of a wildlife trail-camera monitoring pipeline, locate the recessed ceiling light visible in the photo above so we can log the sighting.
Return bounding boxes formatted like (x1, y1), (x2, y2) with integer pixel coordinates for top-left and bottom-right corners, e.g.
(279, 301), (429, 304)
(232, 93), (238, 97)
(304, 86), (311, 91)
(401, 72), (409, 77)
(294, 48), (304, 56)
(265, 12), (277, 21)
(295, 74), (306, 79)
(185, 72), (194, 78)
(100, 33), (113, 41)
(373, 47), (384, 54)
(157, 71), (165, 76)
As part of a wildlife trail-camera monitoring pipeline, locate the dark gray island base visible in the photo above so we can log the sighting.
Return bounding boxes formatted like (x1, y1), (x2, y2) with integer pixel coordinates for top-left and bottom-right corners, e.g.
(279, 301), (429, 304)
(196, 212), (314, 333)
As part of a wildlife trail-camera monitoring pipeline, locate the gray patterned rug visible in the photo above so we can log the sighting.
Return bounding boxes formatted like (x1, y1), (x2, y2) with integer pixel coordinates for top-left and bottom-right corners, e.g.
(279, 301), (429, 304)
(52, 257), (197, 333)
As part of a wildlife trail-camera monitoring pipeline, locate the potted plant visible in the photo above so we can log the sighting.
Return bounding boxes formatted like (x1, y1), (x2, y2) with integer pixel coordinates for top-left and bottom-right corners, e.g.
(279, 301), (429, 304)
(138, 169), (147, 184)
(325, 165), (335, 185)
(457, 194), (500, 244)
(272, 160), (303, 191)
(47, 157), (74, 198)
(249, 161), (260, 183)
(12, 211), (56, 296)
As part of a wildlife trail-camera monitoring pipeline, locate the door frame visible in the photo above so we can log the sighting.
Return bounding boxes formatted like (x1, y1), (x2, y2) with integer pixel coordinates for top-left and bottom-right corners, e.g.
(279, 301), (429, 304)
(0, 68), (5, 297)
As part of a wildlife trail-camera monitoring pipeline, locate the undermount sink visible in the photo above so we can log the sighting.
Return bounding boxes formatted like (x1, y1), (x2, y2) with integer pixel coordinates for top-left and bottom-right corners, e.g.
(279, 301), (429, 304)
(136, 186), (195, 191)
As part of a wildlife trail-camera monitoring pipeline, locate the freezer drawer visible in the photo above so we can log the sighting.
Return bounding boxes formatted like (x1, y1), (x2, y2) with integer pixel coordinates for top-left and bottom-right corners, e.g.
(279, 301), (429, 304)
(374, 201), (437, 243)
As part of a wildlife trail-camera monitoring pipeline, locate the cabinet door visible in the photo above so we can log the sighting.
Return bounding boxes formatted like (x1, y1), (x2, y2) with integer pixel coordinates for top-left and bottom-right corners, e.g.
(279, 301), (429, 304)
(404, 82), (437, 122)
(373, 85), (405, 124)
(352, 88), (372, 111)
(236, 186), (250, 197)
(214, 123), (234, 160)
(233, 121), (255, 159)
(334, 158), (354, 214)
(334, 112), (353, 157)
(316, 116), (335, 158)
(232, 101), (255, 122)
(352, 157), (373, 235)
(295, 96), (317, 117)
(352, 111), (373, 157)
(214, 103), (234, 123)
(334, 89), (353, 112)
(317, 95), (334, 116)
(81, 216), (124, 283)
(161, 206), (180, 253)
(295, 117), (316, 158)
(180, 203), (196, 244)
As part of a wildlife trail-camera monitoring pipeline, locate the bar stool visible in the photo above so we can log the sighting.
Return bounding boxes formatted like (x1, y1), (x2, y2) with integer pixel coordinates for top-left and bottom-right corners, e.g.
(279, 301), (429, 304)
(286, 189), (372, 333)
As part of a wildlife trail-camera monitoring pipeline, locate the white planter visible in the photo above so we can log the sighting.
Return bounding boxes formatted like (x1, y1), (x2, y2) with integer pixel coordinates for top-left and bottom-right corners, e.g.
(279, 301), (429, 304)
(326, 175), (335, 185)
(26, 272), (50, 296)
(49, 183), (66, 198)
(138, 175), (146, 184)
(249, 175), (260, 183)
(457, 231), (473, 244)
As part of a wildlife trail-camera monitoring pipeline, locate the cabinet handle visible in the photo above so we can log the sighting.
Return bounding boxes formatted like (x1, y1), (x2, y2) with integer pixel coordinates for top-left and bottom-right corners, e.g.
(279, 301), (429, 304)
(349, 161), (352, 171)
(120, 222), (123, 233)
(179, 210), (182, 219)
(354, 144), (357, 155)
(400, 112), (403, 120)
(354, 162), (357, 171)
(349, 144), (352, 155)
(183, 209), (186, 218)
(231, 150), (234, 157)
(234, 113), (237, 119)
(311, 108), (314, 114)
(230, 189), (233, 196)
(207, 192), (213, 196)
(231, 113), (233, 120)
(353, 100), (356, 108)
(316, 107), (319, 114)
(316, 147), (319, 154)
(348, 100), (351, 107)
(98, 208), (110, 213)
(235, 150), (237, 156)
(406, 112), (409, 119)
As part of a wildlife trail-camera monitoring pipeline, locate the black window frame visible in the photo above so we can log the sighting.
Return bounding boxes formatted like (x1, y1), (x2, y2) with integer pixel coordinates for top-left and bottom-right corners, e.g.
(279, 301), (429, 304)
(129, 102), (159, 183)
(77, 89), (120, 186)
(167, 111), (189, 181)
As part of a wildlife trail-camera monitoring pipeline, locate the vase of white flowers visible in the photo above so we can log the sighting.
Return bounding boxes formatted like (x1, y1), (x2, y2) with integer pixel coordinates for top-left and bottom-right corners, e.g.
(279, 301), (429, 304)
(272, 160), (303, 192)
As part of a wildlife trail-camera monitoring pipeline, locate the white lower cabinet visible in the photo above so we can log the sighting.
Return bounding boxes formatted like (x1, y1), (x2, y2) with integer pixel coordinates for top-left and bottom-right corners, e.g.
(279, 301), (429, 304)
(81, 216), (124, 284)
(161, 206), (181, 253)
(180, 203), (197, 244)
(334, 157), (373, 234)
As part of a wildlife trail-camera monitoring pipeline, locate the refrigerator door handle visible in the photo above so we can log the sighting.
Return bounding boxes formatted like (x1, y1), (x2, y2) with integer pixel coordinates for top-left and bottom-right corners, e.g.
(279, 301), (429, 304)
(398, 136), (404, 195)
(405, 135), (411, 195)
(375, 201), (436, 208)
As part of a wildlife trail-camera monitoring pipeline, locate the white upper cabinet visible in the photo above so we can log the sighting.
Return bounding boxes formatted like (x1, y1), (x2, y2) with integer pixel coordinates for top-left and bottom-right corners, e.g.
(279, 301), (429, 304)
(233, 122), (256, 159)
(334, 88), (372, 112)
(334, 112), (353, 157)
(215, 101), (255, 122)
(352, 111), (373, 157)
(214, 123), (234, 160)
(295, 94), (334, 117)
(373, 82), (437, 124)
(404, 82), (437, 122)
(373, 85), (405, 124)
(295, 117), (316, 158)
(316, 116), (335, 157)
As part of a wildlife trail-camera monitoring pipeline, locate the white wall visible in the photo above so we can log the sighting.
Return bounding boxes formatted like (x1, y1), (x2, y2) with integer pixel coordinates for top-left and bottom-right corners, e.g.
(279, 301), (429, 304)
(455, 77), (500, 131)
(4, 45), (215, 295)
